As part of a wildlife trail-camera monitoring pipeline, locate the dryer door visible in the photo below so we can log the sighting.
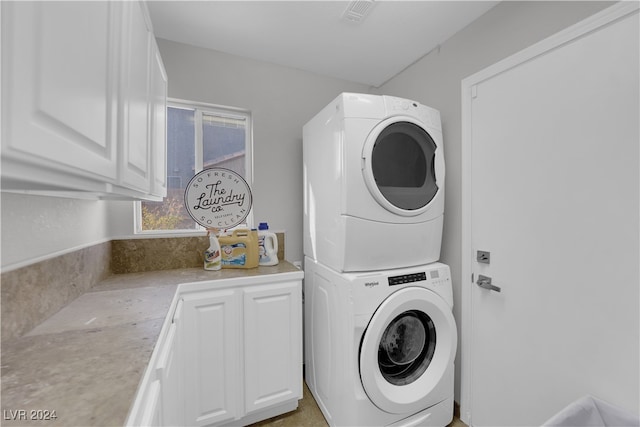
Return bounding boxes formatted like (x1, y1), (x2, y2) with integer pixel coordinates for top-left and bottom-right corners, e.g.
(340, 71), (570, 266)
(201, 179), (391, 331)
(359, 287), (456, 414)
(362, 118), (443, 217)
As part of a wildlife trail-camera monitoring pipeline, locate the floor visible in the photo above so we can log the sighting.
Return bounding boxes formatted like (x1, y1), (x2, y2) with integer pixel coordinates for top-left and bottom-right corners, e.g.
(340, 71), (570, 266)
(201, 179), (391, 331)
(250, 382), (468, 427)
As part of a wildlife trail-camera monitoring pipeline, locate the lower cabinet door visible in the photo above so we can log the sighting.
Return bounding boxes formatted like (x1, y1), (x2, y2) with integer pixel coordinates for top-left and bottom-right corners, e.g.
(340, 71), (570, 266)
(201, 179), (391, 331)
(158, 322), (181, 426)
(243, 281), (302, 415)
(182, 289), (240, 426)
(139, 380), (162, 427)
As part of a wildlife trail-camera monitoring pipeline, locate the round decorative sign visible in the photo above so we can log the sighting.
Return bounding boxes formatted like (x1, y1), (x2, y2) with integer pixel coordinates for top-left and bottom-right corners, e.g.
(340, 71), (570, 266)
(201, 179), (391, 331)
(184, 168), (252, 229)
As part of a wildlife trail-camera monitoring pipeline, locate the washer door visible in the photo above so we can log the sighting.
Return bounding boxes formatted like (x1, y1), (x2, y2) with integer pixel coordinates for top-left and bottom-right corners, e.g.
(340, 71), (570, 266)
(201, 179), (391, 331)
(362, 117), (443, 217)
(360, 287), (456, 414)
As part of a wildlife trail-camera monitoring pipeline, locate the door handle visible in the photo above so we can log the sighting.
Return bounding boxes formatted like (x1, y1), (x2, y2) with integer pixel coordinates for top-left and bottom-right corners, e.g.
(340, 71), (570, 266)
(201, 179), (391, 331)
(477, 275), (501, 292)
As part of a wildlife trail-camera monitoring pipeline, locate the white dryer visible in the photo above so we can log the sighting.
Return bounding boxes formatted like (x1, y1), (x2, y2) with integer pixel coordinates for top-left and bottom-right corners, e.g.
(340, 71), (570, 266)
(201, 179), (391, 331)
(304, 257), (457, 426)
(303, 93), (445, 272)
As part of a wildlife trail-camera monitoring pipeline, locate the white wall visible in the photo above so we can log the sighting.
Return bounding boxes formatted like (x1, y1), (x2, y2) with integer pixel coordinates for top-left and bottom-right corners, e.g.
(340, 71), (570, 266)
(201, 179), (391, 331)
(376, 0), (612, 401)
(1, 192), (110, 270)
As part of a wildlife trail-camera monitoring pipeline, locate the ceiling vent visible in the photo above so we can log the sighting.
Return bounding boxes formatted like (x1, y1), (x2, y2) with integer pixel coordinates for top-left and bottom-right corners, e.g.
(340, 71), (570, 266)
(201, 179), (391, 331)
(341, 0), (376, 24)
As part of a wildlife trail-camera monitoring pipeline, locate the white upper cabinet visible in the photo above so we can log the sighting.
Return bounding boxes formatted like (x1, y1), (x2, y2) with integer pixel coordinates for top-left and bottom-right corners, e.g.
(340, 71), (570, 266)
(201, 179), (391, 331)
(119, 1), (152, 194)
(1, 2), (119, 188)
(1, 1), (167, 200)
(150, 38), (168, 199)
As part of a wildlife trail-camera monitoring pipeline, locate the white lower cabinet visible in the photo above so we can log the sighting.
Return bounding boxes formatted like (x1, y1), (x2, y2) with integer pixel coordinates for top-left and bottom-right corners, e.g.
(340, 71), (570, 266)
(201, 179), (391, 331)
(126, 273), (303, 427)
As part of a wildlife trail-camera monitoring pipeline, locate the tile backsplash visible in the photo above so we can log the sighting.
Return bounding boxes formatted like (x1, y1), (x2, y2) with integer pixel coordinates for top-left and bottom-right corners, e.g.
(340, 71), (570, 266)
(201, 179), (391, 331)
(111, 236), (209, 274)
(112, 233), (285, 274)
(1, 242), (111, 342)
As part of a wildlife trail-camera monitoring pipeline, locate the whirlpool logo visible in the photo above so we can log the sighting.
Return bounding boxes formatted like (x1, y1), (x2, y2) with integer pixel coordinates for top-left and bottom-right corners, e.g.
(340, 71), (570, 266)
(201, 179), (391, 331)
(364, 281), (379, 288)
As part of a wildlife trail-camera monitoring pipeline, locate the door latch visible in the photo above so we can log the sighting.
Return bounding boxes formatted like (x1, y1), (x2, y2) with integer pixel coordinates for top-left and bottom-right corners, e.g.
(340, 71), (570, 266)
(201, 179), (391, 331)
(476, 274), (501, 292)
(477, 250), (490, 264)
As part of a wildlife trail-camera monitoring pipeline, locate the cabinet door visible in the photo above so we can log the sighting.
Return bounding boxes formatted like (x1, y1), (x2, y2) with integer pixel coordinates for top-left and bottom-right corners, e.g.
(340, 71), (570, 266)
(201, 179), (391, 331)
(157, 299), (182, 426)
(243, 281), (302, 415)
(182, 290), (240, 426)
(1, 2), (118, 184)
(119, 1), (151, 193)
(139, 380), (163, 427)
(149, 37), (168, 198)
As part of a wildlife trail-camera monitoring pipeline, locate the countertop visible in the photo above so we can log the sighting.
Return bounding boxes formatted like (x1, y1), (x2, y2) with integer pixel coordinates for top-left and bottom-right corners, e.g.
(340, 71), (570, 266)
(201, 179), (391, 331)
(0, 263), (302, 427)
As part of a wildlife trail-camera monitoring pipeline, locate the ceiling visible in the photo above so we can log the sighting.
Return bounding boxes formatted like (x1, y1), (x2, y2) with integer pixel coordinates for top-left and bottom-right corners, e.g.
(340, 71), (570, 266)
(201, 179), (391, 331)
(147, 1), (499, 87)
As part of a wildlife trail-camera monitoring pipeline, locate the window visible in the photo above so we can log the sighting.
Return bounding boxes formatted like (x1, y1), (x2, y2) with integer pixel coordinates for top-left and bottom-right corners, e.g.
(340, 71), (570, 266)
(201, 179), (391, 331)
(137, 100), (252, 233)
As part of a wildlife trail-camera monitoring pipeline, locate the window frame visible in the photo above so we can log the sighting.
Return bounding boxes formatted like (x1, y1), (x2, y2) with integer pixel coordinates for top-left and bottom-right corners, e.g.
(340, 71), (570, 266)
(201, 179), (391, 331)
(134, 98), (254, 235)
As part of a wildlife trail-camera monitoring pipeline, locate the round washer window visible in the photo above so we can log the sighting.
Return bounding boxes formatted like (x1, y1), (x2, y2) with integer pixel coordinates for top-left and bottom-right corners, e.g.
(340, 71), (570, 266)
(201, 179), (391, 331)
(370, 122), (438, 211)
(378, 310), (436, 386)
(359, 286), (457, 414)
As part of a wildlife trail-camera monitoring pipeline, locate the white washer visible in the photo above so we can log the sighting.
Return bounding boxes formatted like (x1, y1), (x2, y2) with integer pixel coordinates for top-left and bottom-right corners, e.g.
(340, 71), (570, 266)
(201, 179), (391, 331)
(304, 257), (457, 426)
(303, 93), (445, 272)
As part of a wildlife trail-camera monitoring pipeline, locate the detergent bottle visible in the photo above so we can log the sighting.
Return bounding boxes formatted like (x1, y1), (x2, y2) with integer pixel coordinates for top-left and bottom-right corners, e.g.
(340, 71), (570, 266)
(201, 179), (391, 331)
(218, 228), (259, 268)
(258, 222), (279, 266)
(204, 229), (222, 271)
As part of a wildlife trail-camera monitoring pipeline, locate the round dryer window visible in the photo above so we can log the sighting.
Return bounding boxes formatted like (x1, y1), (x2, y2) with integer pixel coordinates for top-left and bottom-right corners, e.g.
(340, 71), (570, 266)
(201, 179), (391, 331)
(362, 119), (441, 216)
(359, 287), (456, 415)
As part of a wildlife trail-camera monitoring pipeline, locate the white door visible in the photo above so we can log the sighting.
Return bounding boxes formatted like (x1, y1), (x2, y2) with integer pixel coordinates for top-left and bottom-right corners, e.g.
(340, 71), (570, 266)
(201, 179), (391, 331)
(461, 4), (639, 426)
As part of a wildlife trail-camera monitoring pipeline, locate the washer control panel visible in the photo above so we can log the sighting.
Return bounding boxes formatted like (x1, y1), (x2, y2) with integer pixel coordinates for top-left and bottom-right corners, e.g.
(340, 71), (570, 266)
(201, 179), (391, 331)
(351, 262), (453, 310)
(388, 272), (426, 286)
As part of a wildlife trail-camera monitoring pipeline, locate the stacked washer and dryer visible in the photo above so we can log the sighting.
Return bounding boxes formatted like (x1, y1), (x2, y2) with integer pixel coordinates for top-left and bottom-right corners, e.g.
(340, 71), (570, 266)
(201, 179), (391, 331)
(303, 93), (457, 427)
